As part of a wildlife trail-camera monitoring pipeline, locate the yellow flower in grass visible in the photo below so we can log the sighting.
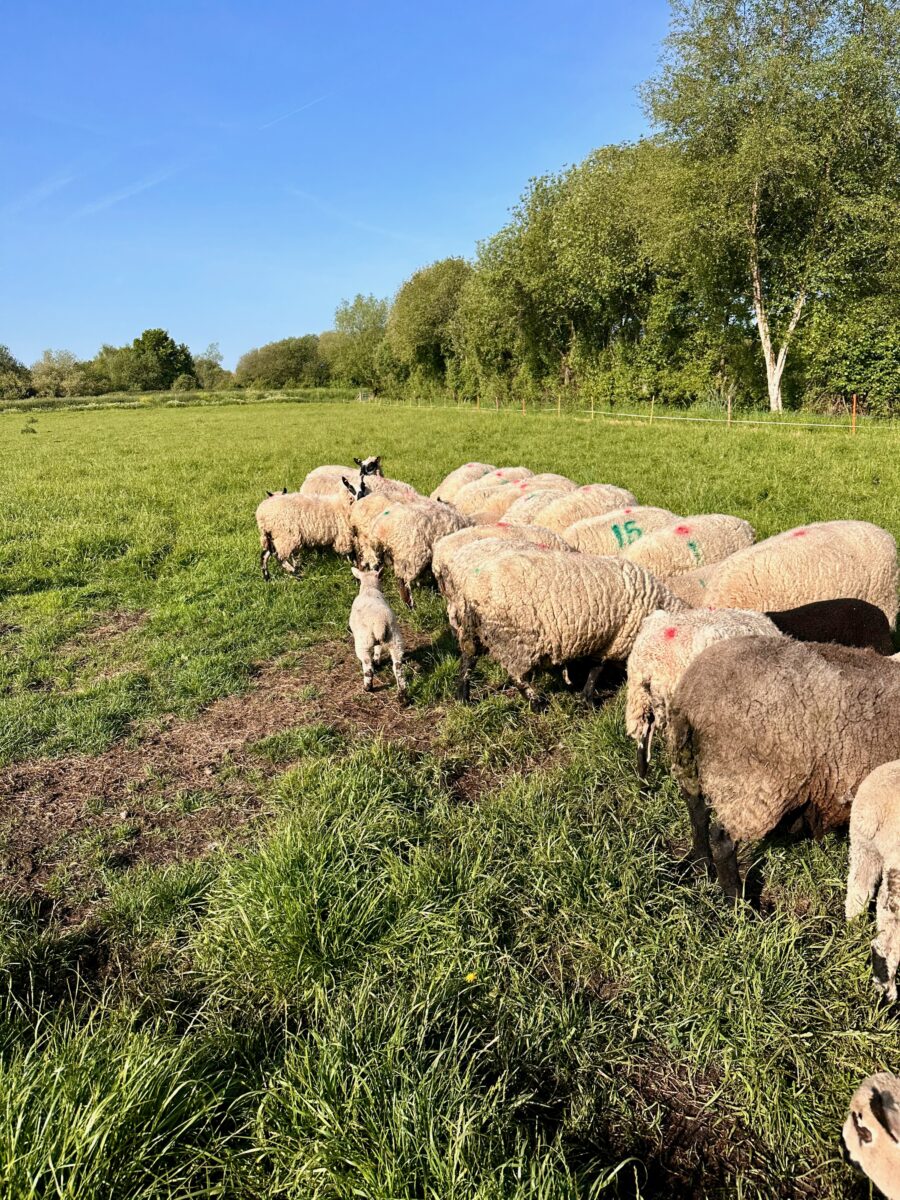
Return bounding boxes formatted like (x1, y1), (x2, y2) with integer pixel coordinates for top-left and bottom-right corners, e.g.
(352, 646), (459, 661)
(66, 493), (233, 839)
(464, 971), (477, 983)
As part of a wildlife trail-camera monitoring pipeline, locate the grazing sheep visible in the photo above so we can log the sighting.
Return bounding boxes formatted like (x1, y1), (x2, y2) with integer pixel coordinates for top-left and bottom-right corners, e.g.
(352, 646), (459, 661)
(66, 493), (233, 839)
(430, 462), (496, 503)
(501, 488), (574, 524)
(668, 637), (900, 901)
(626, 608), (781, 777)
(846, 761), (900, 1002)
(431, 523), (575, 575)
(256, 485), (357, 580)
(667, 520), (899, 627)
(536, 485), (640, 534)
(348, 565), (407, 698)
(622, 514), (755, 577)
(349, 491), (470, 608)
(563, 506), (679, 555)
(300, 456), (382, 496)
(364, 474), (421, 501)
(435, 541), (685, 704)
(766, 598), (895, 655)
(451, 471), (572, 520)
(843, 1072), (900, 1199)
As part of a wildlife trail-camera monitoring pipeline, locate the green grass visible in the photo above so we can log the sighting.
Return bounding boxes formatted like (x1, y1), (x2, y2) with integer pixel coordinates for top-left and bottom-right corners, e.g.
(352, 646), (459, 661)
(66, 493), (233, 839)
(1, 399), (898, 1197)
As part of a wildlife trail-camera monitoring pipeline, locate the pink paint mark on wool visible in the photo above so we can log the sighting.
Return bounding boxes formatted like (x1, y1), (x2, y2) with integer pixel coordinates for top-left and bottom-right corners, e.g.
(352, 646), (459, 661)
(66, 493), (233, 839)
(674, 525), (691, 535)
(496, 522), (508, 528)
(793, 529), (808, 537)
(536, 542), (549, 550)
(623, 507), (633, 514)
(663, 627), (678, 640)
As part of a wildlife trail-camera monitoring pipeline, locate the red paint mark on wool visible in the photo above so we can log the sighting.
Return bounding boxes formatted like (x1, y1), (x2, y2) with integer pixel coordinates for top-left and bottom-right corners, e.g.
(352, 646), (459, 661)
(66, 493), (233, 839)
(663, 627), (678, 639)
(536, 542), (549, 549)
(674, 525), (691, 535)
(793, 528), (808, 537)
(623, 507), (633, 514)
(496, 522), (508, 528)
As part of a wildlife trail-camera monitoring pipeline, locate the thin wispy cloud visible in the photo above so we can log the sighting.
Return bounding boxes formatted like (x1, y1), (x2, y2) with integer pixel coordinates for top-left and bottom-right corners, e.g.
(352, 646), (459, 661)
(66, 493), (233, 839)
(70, 167), (179, 219)
(287, 186), (422, 245)
(1, 172), (78, 218)
(259, 93), (330, 130)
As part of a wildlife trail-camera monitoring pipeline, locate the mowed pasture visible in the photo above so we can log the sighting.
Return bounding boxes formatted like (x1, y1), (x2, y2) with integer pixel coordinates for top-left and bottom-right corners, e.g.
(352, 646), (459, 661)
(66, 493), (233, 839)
(1, 400), (899, 1199)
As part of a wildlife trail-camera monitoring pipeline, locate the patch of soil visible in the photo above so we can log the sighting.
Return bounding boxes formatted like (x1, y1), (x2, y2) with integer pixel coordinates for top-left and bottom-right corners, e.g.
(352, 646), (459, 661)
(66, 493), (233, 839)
(611, 1055), (812, 1199)
(0, 637), (440, 919)
(58, 608), (148, 657)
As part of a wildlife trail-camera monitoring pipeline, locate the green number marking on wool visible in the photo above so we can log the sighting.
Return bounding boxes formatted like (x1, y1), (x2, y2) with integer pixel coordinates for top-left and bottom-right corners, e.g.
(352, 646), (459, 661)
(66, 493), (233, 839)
(687, 539), (702, 563)
(612, 521), (643, 549)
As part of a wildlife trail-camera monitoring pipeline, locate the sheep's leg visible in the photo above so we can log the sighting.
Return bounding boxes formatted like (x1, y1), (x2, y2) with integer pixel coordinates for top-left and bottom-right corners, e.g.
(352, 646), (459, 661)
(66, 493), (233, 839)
(281, 557), (297, 575)
(397, 578), (414, 610)
(260, 548), (271, 581)
(360, 650), (375, 693)
(709, 820), (742, 903)
(636, 712), (656, 780)
(846, 841), (882, 922)
(514, 676), (546, 712)
(682, 788), (716, 881)
(372, 643), (383, 666)
(390, 642), (408, 701)
(456, 609), (479, 702)
(872, 871), (900, 1002)
(580, 662), (604, 703)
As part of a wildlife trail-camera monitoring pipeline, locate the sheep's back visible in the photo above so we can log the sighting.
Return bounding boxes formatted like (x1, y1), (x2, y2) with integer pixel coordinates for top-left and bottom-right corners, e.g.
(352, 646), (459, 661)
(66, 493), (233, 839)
(537, 485), (640, 533)
(623, 514), (754, 577)
(564, 506), (678, 554)
(430, 462), (497, 503)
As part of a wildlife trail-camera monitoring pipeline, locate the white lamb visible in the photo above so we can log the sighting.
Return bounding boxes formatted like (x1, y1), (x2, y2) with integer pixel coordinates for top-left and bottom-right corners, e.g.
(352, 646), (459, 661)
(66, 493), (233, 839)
(348, 566), (407, 698)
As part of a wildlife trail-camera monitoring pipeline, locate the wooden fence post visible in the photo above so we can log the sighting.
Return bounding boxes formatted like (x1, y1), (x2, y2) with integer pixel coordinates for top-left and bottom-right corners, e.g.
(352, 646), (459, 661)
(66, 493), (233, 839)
(727, 391), (732, 428)
(852, 392), (858, 435)
(649, 396), (654, 425)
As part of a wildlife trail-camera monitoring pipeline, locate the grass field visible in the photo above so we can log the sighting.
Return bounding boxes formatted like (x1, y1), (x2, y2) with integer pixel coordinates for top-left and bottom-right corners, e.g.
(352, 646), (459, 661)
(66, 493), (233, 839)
(2, 400), (899, 1198)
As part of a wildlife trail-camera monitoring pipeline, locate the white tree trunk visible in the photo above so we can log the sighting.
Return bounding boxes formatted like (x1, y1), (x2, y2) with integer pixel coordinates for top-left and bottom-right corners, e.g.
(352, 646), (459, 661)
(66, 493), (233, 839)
(749, 190), (806, 413)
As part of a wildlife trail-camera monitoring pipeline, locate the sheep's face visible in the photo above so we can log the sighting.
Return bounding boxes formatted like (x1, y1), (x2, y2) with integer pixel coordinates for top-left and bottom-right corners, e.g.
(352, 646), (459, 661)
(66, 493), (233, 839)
(354, 455), (382, 478)
(342, 476), (370, 502)
(842, 1077), (900, 1199)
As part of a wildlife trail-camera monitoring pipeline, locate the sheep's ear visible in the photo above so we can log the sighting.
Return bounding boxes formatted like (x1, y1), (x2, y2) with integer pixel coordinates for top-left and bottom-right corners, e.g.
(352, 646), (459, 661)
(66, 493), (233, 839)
(342, 476), (357, 498)
(353, 457), (363, 467)
(372, 456), (381, 470)
(351, 566), (362, 581)
(871, 1087), (900, 1143)
(281, 486), (287, 494)
(375, 564), (384, 579)
(267, 490), (274, 497)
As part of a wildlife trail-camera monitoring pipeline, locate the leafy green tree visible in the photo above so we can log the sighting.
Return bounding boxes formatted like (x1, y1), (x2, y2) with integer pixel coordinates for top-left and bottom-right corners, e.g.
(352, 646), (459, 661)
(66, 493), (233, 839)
(644, 0), (900, 410)
(129, 329), (195, 391)
(193, 343), (233, 390)
(327, 295), (390, 388)
(387, 259), (472, 380)
(0, 344), (32, 400)
(30, 349), (90, 397)
(234, 336), (324, 388)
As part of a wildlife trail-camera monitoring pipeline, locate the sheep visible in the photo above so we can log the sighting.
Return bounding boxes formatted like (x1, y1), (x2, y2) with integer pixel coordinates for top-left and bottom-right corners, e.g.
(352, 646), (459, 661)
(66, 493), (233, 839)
(626, 608), (781, 778)
(349, 490), (470, 608)
(843, 1072), (900, 1200)
(430, 462), (496, 503)
(300, 456), (382, 496)
(256, 485), (356, 580)
(766, 598), (895, 655)
(666, 520), (899, 627)
(562, 506), (679, 555)
(432, 523), (575, 582)
(621, 514), (755, 577)
(451, 470), (570, 520)
(364, 474), (421, 501)
(846, 760), (900, 1002)
(667, 636), (900, 902)
(535, 485), (640, 534)
(434, 540), (685, 704)
(501, 488), (574, 524)
(348, 565), (407, 698)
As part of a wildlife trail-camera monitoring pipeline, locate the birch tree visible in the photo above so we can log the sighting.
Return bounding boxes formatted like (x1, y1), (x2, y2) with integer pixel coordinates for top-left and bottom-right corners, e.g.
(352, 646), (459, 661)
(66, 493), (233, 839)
(645, 0), (900, 411)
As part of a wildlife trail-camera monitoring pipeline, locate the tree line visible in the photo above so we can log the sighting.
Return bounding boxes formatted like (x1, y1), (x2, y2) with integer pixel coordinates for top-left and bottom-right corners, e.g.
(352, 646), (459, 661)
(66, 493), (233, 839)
(4, 0), (898, 414)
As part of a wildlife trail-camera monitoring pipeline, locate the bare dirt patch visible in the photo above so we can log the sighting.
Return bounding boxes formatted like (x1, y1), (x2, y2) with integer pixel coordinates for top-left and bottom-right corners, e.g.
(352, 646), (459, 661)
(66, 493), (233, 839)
(0, 636), (441, 917)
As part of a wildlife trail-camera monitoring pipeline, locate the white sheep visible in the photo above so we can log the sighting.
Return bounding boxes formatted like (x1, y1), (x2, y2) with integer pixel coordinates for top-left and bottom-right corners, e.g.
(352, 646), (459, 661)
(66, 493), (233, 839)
(256, 488), (354, 579)
(430, 462), (496, 503)
(666, 520), (899, 626)
(300, 456), (382, 496)
(501, 488), (574, 524)
(535, 484), (640, 533)
(434, 538), (685, 704)
(348, 565), (407, 698)
(843, 1072), (900, 1200)
(846, 760), (900, 1002)
(562, 506), (679, 554)
(622, 514), (755, 577)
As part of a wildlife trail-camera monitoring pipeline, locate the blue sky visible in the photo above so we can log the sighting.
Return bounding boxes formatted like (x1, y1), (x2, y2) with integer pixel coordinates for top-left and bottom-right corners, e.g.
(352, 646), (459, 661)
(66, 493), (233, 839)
(1, 0), (670, 368)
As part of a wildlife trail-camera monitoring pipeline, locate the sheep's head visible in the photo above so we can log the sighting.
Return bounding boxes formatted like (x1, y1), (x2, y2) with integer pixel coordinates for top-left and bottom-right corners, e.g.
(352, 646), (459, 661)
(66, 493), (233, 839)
(842, 1073), (900, 1200)
(351, 564), (384, 589)
(342, 475), (370, 502)
(354, 455), (382, 478)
